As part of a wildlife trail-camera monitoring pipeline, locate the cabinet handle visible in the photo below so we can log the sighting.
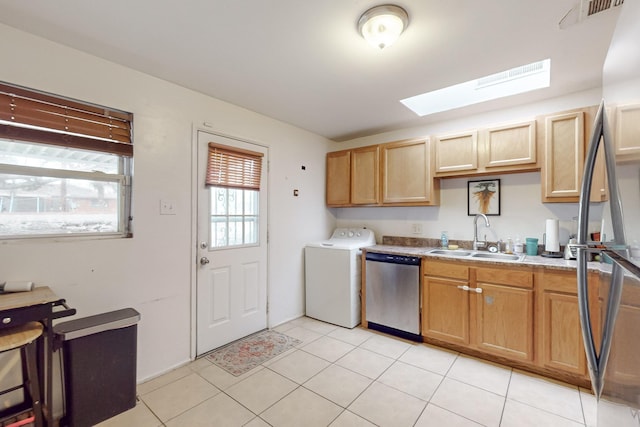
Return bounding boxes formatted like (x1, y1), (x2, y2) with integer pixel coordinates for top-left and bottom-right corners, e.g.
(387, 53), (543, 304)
(456, 285), (482, 294)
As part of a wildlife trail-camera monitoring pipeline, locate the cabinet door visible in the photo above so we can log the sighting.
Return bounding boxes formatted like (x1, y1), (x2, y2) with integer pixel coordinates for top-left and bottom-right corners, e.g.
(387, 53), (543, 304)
(381, 139), (438, 205)
(614, 103), (640, 160)
(434, 131), (478, 175)
(482, 121), (537, 170)
(542, 111), (584, 202)
(326, 150), (351, 206)
(541, 291), (586, 375)
(423, 276), (470, 345)
(474, 283), (533, 361)
(351, 146), (379, 205)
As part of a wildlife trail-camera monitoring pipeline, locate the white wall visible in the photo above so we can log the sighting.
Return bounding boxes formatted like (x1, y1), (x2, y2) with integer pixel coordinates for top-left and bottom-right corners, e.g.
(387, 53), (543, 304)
(331, 90), (607, 246)
(0, 23), (335, 382)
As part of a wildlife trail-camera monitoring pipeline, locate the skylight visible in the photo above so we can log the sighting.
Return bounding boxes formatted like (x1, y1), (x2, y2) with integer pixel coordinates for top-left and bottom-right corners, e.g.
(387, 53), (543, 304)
(400, 59), (551, 116)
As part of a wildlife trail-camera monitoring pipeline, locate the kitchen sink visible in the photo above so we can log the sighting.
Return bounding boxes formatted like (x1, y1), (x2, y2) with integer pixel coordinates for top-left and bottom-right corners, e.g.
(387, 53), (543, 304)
(428, 249), (472, 257)
(470, 252), (523, 261)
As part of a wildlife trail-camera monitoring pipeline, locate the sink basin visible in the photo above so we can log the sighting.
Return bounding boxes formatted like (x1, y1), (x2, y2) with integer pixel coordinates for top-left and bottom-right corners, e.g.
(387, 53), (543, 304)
(470, 252), (522, 261)
(428, 249), (472, 257)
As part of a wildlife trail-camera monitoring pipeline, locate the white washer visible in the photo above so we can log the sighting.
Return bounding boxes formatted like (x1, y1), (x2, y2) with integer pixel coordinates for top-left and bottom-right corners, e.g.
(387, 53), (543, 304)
(304, 228), (376, 328)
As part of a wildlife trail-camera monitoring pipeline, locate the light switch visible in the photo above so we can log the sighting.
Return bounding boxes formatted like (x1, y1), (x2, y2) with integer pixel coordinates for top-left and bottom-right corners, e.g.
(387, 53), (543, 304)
(160, 199), (176, 215)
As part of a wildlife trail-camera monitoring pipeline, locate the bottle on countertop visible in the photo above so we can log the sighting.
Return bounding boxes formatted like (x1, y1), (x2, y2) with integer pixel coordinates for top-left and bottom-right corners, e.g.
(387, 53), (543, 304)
(441, 231), (449, 249)
(505, 237), (514, 254)
(514, 236), (523, 254)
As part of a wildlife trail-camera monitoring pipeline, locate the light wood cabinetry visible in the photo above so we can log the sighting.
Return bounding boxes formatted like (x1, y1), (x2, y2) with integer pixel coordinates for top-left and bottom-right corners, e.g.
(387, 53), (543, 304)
(326, 150), (351, 206)
(614, 103), (640, 160)
(475, 267), (534, 361)
(541, 106), (607, 203)
(326, 146), (379, 207)
(415, 258), (601, 387)
(422, 261), (470, 345)
(541, 111), (585, 201)
(482, 121), (537, 171)
(381, 138), (439, 205)
(326, 139), (439, 207)
(536, 269), (599, 379)
(434, 121), (538, 177)
(434, 131), (478, 175)
(351, 145), (380, 205)
(423, 260), (534, 361)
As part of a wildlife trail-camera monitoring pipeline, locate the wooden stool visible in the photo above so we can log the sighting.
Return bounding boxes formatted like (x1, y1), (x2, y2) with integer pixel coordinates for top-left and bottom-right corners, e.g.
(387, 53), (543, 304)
(0, 322), (44, 427)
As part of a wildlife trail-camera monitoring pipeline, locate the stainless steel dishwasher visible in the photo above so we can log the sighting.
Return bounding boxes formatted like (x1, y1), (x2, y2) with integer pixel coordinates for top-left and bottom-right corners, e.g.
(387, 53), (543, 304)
(365, 252), (421, 341)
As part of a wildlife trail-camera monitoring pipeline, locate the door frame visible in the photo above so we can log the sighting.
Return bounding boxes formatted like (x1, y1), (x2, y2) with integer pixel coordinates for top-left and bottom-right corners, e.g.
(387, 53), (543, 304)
(190, 124), (270, 359)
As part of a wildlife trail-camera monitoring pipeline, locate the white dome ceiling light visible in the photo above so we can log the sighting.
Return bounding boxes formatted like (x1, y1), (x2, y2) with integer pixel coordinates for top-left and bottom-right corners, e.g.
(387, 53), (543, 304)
(358, 4), (409, 50)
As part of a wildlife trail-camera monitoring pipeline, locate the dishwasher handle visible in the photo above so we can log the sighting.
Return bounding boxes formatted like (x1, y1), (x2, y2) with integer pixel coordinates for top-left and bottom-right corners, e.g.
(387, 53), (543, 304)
(365, 252), (421, 265)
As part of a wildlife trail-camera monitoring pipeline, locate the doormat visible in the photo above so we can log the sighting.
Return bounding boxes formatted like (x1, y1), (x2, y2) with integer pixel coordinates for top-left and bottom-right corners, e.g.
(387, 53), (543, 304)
(205, 330), (301, 376)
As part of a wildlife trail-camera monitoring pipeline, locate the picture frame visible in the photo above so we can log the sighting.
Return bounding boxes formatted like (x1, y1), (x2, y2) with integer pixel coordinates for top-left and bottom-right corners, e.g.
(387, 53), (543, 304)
(468, 179), (500, 216)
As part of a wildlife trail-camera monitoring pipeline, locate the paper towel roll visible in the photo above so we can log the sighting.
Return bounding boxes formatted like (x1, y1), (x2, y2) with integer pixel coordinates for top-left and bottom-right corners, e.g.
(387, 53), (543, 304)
(545, 219), (560, 252)
(2, 281), (34, 292)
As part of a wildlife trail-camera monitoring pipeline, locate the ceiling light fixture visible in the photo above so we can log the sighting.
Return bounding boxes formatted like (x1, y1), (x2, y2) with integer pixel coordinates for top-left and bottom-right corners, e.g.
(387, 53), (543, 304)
(358, 4), (409, 50)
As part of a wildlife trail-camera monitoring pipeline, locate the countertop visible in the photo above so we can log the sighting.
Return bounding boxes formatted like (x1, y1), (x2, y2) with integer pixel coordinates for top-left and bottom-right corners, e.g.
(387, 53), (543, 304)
(363, 244), (607, 273)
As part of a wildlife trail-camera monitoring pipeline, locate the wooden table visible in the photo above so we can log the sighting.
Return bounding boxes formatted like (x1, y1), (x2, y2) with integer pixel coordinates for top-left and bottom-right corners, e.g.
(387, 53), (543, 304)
(0, 286), (75, 427)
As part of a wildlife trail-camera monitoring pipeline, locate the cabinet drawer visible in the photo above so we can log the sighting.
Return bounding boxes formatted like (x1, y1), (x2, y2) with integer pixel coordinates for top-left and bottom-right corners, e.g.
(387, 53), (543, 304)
(476, 267), (533, 289)
(540, 272), (577, 293)
(424, 261), (469, 280)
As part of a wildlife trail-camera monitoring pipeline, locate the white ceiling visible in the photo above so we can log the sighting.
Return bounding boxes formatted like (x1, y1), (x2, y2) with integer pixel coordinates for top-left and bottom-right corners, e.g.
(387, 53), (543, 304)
(0, 1), (622, 141)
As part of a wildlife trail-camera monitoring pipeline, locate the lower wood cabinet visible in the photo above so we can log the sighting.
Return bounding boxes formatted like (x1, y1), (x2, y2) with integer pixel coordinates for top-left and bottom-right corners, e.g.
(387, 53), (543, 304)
(423, 261), (534, 362)
(473, 266), (533, 361)
(536, 270), (598, 378)
(420, 259), (597, 387)
(423, 261), (470, 345)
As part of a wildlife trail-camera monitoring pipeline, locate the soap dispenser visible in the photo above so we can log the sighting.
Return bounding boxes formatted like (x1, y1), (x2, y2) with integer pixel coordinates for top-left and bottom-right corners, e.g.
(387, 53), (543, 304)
(505, 237), (514, 254)
(514, 236), (523, 254)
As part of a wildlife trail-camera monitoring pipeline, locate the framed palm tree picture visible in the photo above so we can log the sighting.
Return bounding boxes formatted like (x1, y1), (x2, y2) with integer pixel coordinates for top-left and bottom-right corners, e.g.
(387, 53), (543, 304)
(468, 179), (500, 216)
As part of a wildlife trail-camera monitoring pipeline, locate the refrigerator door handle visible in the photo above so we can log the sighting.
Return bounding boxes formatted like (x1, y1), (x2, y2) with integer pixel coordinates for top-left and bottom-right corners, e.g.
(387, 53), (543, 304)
(576, 100), (626, 398)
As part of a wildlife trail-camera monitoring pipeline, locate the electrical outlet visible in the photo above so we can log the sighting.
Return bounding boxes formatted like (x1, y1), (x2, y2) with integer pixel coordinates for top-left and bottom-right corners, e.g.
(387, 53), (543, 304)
(411, 223), (423, 235)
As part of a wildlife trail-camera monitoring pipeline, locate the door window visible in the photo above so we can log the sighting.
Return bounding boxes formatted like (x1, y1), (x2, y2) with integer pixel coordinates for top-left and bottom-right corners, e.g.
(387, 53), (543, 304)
(209, 186), (259, 248)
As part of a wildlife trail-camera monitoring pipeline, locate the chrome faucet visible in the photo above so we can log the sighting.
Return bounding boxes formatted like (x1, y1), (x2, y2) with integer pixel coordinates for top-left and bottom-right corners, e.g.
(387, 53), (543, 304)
(473, 214), (491, 250)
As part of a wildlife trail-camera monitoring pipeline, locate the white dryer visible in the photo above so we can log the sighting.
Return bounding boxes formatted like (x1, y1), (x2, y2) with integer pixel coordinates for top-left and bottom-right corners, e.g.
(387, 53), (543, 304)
(304, 228), (376, 328)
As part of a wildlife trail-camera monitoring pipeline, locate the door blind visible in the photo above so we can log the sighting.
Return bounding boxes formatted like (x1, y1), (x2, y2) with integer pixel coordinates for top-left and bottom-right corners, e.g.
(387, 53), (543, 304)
(205, 142), (264, 190)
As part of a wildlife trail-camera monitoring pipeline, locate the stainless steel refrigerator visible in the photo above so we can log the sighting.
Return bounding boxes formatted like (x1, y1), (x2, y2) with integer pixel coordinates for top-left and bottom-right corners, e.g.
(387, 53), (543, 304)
(577, 1), (640, 425)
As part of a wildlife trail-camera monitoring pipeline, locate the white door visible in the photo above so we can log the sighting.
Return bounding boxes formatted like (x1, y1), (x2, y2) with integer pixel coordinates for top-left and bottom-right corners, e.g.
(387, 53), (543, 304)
(196, 130), (268, 355)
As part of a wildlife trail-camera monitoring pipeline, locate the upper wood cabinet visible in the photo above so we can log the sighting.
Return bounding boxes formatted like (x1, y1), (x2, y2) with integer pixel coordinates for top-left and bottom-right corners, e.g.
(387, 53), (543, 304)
(482, 121), (537, 170)
(614, 103), (640, 160)
(326, 150), (351, 206)
(541, 106), (607, 203)
(380, 138), (439, 205)
(434, 121), (538, 177)
(434, 131), (478, 175)
(326, 146), (379, 207)
(326, 139), (439, 207)
(541, 111), (584, 202)
(351, 146), (380, 205)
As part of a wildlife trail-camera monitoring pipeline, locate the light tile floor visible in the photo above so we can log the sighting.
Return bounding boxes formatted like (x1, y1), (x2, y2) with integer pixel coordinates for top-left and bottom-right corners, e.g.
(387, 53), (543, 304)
(98, 317), (597, 427)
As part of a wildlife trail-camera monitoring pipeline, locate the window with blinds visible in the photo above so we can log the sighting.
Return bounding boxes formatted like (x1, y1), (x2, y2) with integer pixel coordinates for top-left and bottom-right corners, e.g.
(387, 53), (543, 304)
(0, 81), (134, 239)
(205, 142), (263, 248)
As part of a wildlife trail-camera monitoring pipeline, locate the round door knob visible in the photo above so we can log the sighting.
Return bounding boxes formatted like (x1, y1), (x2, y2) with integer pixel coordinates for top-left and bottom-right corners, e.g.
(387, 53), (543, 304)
(200, 257), (210, 265)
